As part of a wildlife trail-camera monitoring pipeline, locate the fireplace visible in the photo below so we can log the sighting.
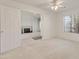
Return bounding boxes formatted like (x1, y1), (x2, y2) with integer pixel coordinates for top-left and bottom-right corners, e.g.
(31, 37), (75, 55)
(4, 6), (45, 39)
(24, 28), (32, 33)
(21, 26), (32, 34)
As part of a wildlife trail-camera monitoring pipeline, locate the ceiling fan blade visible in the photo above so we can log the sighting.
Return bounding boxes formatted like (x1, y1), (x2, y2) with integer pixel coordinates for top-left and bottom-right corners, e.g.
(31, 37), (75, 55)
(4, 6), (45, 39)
(37, 3), (51, 8)
(38, 1), (55, 7)
(58, 5), (65, 8)
(53, 0), (57, 3)
(56, 1), (64, 5)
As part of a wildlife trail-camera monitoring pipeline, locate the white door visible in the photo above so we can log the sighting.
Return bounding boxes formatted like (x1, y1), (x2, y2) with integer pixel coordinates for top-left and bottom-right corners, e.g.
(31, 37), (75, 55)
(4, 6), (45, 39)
(0, 6), (2, 53)
(0, 6), (6, 53)
(1, 6), (21, 53)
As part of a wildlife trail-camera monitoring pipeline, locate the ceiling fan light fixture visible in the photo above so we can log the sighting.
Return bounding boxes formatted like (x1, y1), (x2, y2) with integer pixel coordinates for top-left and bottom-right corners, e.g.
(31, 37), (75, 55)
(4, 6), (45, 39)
(51, 6), (54, 10)
(51, 6), (59, 10)
(55, 6), (58, 10)
(49, 0), (64, 11)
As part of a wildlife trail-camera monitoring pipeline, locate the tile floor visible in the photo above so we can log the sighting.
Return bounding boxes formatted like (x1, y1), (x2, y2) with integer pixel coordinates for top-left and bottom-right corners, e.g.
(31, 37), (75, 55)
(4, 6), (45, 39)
(0, 38), (79, 59)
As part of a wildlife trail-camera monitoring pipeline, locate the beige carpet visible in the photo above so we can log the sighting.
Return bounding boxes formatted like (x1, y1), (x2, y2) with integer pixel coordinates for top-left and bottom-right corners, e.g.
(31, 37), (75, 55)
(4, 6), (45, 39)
(0, 38), (79, 59)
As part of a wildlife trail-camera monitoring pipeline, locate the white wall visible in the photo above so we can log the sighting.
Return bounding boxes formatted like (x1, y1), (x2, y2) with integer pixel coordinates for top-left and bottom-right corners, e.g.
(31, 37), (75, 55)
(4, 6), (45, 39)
(2, 0), (57, 40)
(0, 7), (1, 53)
(0, 0), (56, 53)
(21, 11), (40, 32)
(21, 10), (56, 40)
(21, 11), (41, 39)
(56, 8), (79, 41)
(0, 5), (21, 53)
(41, 11), (57, 39)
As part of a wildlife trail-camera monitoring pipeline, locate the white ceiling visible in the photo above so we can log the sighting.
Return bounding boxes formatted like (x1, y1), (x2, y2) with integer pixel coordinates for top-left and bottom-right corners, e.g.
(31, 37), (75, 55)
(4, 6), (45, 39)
(12, 0), (53, 6)
(12, 0), (79, 11)
(1, 0), (79, 11)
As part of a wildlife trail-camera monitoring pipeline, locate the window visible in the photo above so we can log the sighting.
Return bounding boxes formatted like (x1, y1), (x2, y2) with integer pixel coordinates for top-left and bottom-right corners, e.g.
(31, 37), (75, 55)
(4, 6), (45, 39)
(64, 15), (79, 33)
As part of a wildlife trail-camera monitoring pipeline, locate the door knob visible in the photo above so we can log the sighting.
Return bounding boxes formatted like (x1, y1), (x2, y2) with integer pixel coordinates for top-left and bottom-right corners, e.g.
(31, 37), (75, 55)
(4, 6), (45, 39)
(0, 31), (4, 33)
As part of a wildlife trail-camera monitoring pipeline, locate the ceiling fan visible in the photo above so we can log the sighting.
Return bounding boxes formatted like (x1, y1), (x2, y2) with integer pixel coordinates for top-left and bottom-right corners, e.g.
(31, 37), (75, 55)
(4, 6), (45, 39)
(47, 0), (65, 11)
(49, 0), (64, 10)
